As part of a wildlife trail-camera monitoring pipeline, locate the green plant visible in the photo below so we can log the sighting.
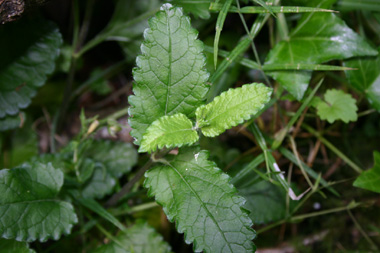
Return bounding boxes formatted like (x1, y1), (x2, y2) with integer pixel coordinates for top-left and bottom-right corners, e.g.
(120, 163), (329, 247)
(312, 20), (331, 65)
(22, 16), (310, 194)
(1, 0), (380, 252)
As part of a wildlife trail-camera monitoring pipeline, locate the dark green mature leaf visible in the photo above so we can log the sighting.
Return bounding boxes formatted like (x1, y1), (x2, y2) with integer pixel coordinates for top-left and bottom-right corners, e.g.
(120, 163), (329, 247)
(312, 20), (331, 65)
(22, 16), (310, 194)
(0, 239), (35, 253)
(129, 4), (209, 145)
(354, 151), (380, 193)
(82, 164), (116, 199)
(139, 113), (198, 153)
(85, 140), (138, 178)
(0, 113), (24, 131)
(145, 148), (255, 252)
(93, 222), (171, 253)
(0, 162), (77, 242)
(344, 48), (380, 111)
(171, 0), (211, 19)
(0, 19), (62, 117)
(196, 83), (272, 137)
(264, 0), (378, 100)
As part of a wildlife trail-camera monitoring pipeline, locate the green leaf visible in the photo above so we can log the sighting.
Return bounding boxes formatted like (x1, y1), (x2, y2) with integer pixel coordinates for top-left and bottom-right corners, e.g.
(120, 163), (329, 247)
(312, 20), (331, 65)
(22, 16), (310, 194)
(144, 148), (255, 252)
(196, 83), (272, 137)
(129, 4), (209, 145)
(171, 0), (211, 19)
(93, 222), (171, 253)
(264, 1), (378, 100)
(0, 19), (62, 117)
(0, 238), (35, 253)
(344, 48), (380, 111)
(0, 113), (24, 132)
(353, 151), (380, 193)
(337, 0), (380, 12)
(316, 89), (358, 123)
(85, 140), (138, 178)
(0, 162), (77, 242)
(139, 113), (198, 153)
(82, 163), (116, 199)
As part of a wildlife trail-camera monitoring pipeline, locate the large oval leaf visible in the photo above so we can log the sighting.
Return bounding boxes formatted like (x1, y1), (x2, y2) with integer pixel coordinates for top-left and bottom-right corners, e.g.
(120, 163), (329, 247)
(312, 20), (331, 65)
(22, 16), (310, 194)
(129, 4), (209, 145)
(0, 19), (62, 117)
(0, 162), (77, 242)
(145, 148), (255, 252)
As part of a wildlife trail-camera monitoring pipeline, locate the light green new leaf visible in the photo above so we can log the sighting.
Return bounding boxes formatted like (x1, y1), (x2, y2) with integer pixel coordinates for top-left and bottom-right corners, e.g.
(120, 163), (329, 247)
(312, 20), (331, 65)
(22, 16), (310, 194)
(0, 239), (35, 253)
(171, 0), (211, 19)
(93, 222), (171, 253)
(344, 48), (380, 111)
(196, 83), (272, 137)
(354, 151), (380, 193)
(264, 0), (378, 100)
(0, 162), (77, 242)
(316, 89), (358, 123)
(129, 4), (209, 145)
(139, 113), (198, 153)
(85, 140), (138, 178)
(0, 19), (62, 117)
(145, 148), (255, 252)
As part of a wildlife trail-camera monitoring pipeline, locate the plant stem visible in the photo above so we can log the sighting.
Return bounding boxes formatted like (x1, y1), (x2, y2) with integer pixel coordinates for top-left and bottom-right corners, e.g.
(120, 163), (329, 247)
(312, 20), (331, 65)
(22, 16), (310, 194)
(301, 123), (362, 173)
(105, 159), (153, 207)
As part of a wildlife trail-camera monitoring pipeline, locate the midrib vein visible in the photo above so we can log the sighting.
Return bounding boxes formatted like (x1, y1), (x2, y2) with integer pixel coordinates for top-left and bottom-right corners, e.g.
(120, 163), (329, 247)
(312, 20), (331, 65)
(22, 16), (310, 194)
(164, 12), (172, 115)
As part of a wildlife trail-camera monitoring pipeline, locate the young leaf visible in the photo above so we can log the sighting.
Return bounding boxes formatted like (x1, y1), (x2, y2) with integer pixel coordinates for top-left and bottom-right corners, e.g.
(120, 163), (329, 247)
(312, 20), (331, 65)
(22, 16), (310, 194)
(144, 148), (256, 252)
(129, 4), (209, 145)
(264, 0), (378, 100)
(344, 48), (380, 112)
(0, 19), (62, 118)
(139, 113), (198, 153)
(0, 238), (35, 253)
(85, 140), (138, 178)
(93, 222), (171, 253)
(353, 151), (380, 193)
(316, 89), (358, 123)
(0, 162), (77, 242)
(196, 83), (272, 137)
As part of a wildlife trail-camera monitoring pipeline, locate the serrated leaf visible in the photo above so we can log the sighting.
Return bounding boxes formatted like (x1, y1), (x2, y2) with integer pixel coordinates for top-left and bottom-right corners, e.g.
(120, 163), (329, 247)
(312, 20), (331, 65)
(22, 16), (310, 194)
(196, 83), (272, 137)
(0, 162), (77, 242)
(264, 0), (378, 100)
(0, 238), (35, 253)
(316, 89), (358, 123)
(171, 0), (211, 19)
(93, 222), (171, 253)
(144, 148), (255, 252)
(0, 19), (62, 117)
(0, 113), (24, 132)
(353, 151), (380, 193)
(82, 163), (116, 199)
(129, 4), (209, 145)
(139, 113), (198, 153)
(344, 48), (380, 112)
(85, 140), (138, 178)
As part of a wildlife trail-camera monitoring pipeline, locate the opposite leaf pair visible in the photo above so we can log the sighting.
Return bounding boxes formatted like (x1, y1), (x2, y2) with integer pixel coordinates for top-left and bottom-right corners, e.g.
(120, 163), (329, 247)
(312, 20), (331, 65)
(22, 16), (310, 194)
(139, 83), (272, 153)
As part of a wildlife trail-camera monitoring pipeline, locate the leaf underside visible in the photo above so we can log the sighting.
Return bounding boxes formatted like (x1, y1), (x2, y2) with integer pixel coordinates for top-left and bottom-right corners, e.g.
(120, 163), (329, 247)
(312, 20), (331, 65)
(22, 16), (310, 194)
(93, 222), (171, 253)
(139, 113), (198, 153)
(316, 89), (358, 123)
(264, 0), (378, 100)
(144, 147), (255, 252)
(196, 83), (272, 137)
(353, 151), (380, 193)
(0, 19), (62, 118)
(0, 163), (77, 242)
(129, 4), (209, 145)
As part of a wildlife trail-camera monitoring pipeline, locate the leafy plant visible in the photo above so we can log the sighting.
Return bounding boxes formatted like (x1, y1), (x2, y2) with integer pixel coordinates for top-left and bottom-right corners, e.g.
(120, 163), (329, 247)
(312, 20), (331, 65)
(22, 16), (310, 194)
(1, 0), (380, 252)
